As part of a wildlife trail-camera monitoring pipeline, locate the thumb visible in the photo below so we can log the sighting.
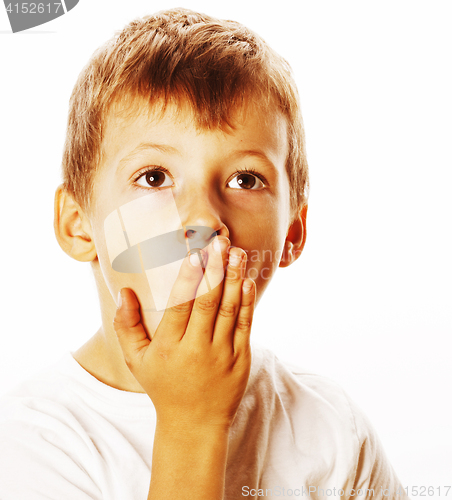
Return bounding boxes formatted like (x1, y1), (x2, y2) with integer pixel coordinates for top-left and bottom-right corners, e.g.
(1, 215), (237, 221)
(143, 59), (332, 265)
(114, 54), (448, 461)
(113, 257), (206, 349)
(113, 288), (150, 370)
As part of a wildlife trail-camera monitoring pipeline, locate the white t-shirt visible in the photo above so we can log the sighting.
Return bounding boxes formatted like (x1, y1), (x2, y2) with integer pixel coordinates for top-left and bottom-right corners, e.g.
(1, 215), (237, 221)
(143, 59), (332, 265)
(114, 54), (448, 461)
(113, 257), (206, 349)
(0, 343), (408, 499)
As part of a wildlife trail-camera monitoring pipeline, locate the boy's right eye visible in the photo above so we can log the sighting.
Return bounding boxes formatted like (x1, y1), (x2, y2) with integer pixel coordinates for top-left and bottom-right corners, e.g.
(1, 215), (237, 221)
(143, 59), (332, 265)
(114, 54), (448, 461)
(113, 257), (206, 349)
(135, 167), (174, 189)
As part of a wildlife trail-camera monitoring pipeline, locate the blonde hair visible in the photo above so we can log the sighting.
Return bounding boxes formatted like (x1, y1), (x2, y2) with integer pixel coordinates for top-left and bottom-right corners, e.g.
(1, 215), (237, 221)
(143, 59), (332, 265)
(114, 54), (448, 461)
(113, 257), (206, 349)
(62, 8), (309, 222)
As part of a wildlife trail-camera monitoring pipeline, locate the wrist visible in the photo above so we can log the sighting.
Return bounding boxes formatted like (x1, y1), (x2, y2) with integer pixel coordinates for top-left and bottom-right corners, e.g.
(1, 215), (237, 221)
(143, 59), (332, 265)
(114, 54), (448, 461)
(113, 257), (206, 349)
(150, 420), (230, 500)
(155, 418), (232, 443)
(155, 408), (234, 435)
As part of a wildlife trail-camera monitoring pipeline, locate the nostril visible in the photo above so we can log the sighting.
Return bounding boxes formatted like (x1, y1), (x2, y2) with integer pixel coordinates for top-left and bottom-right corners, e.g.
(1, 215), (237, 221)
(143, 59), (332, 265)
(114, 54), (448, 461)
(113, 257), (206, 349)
(184, 226), (220, 250)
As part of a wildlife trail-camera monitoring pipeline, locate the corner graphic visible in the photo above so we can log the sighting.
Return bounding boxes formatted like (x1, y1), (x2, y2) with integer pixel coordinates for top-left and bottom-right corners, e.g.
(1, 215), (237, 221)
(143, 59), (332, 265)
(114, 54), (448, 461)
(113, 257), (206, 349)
(3, 0), (79, 33)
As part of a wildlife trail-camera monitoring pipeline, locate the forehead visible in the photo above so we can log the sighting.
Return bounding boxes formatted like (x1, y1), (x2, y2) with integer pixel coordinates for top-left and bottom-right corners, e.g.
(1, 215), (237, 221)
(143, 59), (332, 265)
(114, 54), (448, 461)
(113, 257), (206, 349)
(100, 97), (289, 168)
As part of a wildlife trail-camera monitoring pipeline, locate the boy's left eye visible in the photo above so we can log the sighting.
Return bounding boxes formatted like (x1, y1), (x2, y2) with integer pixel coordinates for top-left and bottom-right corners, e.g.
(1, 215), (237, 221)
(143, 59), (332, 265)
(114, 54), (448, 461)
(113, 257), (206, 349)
(134, 167), (265, 190)
(135, 168), (173, 189)
(228, 171), (265, 190)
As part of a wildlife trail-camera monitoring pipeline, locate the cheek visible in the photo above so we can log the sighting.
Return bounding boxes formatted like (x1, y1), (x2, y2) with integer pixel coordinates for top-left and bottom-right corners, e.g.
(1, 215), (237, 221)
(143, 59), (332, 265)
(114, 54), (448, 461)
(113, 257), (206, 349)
(231, 207), (287, 290)
(94, 216), (154, 313)
(238, 238), (285, 290)
(244, 248), (282, 284)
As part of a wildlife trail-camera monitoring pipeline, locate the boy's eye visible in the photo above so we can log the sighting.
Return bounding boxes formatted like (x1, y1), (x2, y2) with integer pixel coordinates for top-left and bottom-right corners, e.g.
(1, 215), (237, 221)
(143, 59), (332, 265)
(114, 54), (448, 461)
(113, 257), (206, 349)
(135, 168), (173, 189)
(228, 171), (265, 190)
(134, 167), (265, 190)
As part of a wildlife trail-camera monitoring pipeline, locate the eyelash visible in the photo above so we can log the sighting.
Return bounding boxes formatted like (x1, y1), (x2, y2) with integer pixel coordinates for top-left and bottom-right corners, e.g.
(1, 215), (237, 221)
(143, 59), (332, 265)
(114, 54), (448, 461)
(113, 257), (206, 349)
(234, 167), (267, 185)
(132, 166), (267, 189)
(132, 165), (169, 186)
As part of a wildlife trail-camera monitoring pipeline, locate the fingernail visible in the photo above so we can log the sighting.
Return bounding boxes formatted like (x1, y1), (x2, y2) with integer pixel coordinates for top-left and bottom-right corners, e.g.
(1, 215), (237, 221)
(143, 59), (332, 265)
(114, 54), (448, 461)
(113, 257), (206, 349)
(213, 239), (221, 252)
(243, 279), (253, 293)
(229, 251), (242, 267)
(190, 251), (202, 267)
(117, 290), (122, 307)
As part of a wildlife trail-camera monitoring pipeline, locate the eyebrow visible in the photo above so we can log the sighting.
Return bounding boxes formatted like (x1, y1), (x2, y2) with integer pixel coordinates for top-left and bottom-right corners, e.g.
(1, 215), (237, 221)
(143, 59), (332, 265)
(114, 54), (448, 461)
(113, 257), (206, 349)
(117, 142), (181, 171)
(228, 149), (280, 177)
(117, 142), (279, 176)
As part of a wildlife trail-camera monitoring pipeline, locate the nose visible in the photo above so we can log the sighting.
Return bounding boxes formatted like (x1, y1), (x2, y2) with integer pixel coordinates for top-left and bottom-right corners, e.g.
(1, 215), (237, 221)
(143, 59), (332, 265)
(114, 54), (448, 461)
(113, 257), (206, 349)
(177, 189), (229, 251)
(185, 226), (219, 250)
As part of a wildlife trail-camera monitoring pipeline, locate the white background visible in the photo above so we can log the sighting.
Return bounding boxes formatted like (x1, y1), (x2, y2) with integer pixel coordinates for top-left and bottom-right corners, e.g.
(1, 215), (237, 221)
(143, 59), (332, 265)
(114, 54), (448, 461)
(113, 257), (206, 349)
(1, 0), (451, 492)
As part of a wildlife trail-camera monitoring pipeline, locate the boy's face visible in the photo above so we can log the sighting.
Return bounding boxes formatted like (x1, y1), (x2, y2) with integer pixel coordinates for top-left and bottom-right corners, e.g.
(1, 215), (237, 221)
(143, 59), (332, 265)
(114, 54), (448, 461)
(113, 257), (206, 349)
(88, 97), (296, 326)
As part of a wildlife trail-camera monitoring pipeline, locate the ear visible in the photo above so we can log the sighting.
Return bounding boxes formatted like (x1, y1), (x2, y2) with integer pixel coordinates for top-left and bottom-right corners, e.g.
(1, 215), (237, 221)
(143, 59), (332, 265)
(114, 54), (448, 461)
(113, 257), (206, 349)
(54, 185), (97, 262)
(279, 204), (308, 268)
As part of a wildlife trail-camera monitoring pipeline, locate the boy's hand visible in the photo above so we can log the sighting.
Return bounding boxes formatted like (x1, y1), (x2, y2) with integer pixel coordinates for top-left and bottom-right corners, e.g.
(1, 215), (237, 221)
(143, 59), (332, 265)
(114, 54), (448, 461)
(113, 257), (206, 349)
(113, 237), (255, 431)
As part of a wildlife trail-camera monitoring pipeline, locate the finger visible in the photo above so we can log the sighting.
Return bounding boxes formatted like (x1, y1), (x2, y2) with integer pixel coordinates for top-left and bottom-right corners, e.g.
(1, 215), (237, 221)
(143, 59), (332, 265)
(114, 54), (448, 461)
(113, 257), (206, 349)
(113, 288), (150, 369)
(184, 236), (230, 344)
(232, 278), (256, 356)
(212, 247), (247, 349)
(155, 249), (206, 342)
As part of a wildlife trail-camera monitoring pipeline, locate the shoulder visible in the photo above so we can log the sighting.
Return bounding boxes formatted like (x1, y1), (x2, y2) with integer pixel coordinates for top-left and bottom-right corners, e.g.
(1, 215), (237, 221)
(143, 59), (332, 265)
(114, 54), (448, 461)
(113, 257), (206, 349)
(0, 353), (95, 433)
(245, 342), (364, 451)
(0, 354), (103, 457)
(247, 342), (359, 423)
(237, 343), (408, 497)
(0, 355), (103, 498)
(1, 354), (89, 434)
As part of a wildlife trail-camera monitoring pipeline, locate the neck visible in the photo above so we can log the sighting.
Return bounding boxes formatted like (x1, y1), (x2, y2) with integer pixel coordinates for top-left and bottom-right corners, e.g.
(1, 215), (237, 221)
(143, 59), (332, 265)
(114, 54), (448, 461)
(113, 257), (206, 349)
(73, 325), (146, 393)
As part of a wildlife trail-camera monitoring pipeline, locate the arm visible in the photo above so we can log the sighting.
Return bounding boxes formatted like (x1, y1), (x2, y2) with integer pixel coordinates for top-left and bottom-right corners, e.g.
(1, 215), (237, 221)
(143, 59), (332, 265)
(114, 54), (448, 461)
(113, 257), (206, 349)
(148, 423), (230, 500)
(113, 237), (255, 500)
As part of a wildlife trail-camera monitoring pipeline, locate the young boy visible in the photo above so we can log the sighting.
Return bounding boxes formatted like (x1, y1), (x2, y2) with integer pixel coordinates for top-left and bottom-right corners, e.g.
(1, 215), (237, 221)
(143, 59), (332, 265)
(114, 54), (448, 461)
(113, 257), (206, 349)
(0, 8), (408, 500)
